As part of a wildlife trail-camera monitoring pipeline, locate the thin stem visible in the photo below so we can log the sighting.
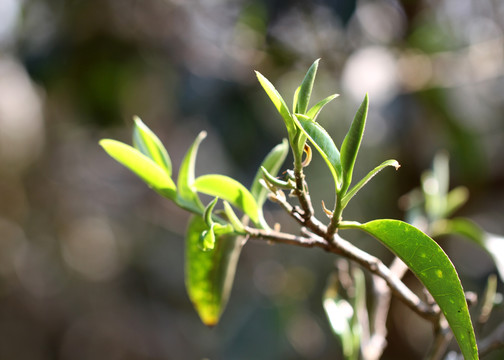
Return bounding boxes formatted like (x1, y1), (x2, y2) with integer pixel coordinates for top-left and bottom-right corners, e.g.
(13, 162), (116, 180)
(244, 226), (440, 322)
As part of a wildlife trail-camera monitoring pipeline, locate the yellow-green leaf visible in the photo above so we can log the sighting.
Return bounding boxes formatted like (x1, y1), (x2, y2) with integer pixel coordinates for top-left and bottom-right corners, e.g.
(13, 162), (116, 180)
(99, 139), (176, 199)
(185, 215), (243, 326)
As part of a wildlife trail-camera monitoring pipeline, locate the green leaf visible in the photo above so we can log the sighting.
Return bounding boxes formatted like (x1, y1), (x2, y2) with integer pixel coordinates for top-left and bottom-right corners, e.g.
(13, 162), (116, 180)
(431, 218), (504, 282)
(444, 186), (469, 218)
(177, 131), (207, 212)
(343, 219), (478, 360)
(293, 114), (343, 189)
(99, 139), (176, 199)
(307, 94), (339, 121)
(185, 215), (244, 326)
(132, 116), (172, 176)
(250, 139), (289, 207)
(200, 224), (216, 251)
(340, 94), (369, 194)
(203, 197), (219, 227)
(255, 71), (296, 141)
(342, 159), (400, 208)
(295, 59), (319, 114)
(194, 174), (260, 225)
(292, 86), (300, 114)
(223, 201), (246, 234)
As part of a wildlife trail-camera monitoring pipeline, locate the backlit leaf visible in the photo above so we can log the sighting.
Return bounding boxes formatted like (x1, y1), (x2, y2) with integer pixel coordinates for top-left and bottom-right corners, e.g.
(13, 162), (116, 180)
(100, 139), (176, 199)
(340, 94), (369, 194)
(293, 114), (342, 189)
(295, 58), (319, 114)
(185, 216), (243, 326)
(194, 174), (260, 225)
(132, 116), (172, 176)
(177, 131), (207, 212)
(255, 71), (296, 141)
(307, 94), (339, 121)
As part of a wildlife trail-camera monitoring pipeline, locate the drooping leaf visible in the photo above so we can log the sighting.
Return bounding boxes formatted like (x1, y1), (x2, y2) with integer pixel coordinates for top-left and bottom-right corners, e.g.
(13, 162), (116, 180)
(293, 114), (343, 189)
(340, 94), (369, 194)
(194, 174), (260, 225)
(431, 218), (504, 282)
(250, 139), (289, 207)
(99, 139), (176, 199)
(255, 71), (296, 141)
(307, 94), (339, 121)
(185, 215), (243, 326)
(343, 219), (478, 360)
(223, 201), (245, 234)
(177, 131), (207, 212)
(295, 59), (319, 114)
(342, 160), (400, 208)
(132, 116), (172, 176)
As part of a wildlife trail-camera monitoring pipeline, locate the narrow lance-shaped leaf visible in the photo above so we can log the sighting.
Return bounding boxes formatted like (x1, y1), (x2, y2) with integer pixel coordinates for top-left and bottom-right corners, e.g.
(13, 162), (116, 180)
(185, 215), (244, 326)
(194, 174), (260, 226)
(132, 116), (172, 176)
(340, 94), (369, 194)
(292, 86), (300, 114)
(255, 71), (296, 141)
(250, 138), (289, 208)
(99, 139), (176, 200)
(177, 131), (207, 212)
(341, 160), (400, 208)
(295, 58), (320, 114)
(293, 114), (343, 190)
(341, 220), (478, 360)
(307, 94), (339, 121)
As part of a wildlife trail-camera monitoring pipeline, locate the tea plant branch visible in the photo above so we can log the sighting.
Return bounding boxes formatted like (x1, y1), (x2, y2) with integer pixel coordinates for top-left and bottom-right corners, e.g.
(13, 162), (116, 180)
(244, 225), (440, 322)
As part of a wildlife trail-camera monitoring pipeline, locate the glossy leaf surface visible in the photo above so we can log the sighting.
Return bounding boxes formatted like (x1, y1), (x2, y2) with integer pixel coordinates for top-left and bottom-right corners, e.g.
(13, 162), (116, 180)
(177, 131), (206, 212)
(340, 94), (369, 194)
(295, 58), (319, 114)
(132, 116), (172, 176)
(255, 71), (295, 141)
(100, 139), (176, 199)
(185, 216), (243, 326)
(194, 174), (260, 225)
(346, 219), (478, 360)
(293, 114), (342, 189)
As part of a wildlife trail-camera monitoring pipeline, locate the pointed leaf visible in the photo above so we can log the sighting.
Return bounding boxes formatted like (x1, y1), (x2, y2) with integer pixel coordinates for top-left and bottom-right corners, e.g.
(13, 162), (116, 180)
(251, 139), (289, 205)
(255, 71), (296, 140)
(203, 197), (219, 227)
(293, 114), (342, 189)
(99, 139), (176, 199)
(307, 94), (339, 121)
(342, 160), (400, 208)
(194, 174), (260, 225)
(223, 201), (245, 234)
(132, 116), (172, 176)
(185, 215), (243, 326)
(177, 131), (207, 212)
(292, 86), (300, 114)
(344, 220), (478, 360)
(340, 94), (369, 194)
(295, 59), (320, 114)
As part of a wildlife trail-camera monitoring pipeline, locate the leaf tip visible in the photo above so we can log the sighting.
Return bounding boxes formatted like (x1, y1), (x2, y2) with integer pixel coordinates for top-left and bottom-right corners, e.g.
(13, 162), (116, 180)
(393, 161), (401, 170)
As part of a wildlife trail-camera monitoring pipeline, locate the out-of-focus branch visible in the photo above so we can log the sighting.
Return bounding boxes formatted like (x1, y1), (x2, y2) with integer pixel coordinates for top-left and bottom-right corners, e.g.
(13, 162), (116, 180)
(479, 322), (504, 357)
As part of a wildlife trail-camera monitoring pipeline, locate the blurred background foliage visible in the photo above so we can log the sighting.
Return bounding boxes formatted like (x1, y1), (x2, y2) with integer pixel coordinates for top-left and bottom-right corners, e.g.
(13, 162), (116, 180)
(0, 0), (503, 359)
